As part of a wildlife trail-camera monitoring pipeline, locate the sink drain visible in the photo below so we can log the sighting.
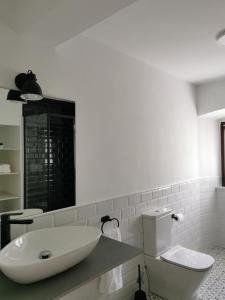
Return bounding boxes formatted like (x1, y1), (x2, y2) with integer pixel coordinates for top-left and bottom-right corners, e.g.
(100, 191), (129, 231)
(39, 250), (52, 259)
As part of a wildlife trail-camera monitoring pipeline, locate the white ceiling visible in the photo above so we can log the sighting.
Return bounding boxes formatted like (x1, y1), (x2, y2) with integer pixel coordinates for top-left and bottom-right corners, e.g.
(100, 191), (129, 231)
(0, 0), (136, 46)
(1, 0), (225, 83)
(82, 0), (225, 83)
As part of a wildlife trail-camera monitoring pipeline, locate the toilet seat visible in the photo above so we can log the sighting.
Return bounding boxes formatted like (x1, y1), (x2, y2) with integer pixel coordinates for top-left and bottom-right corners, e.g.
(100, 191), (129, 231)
(160, 245), (214, 271)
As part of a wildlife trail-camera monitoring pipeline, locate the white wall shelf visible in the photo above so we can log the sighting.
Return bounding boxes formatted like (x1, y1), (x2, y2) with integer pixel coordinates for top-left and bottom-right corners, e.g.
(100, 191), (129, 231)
(0, 193), (20, 202)
(0, 148), (20, 151)
(0, 124), (21, 212)
(0, 172), (20, 176)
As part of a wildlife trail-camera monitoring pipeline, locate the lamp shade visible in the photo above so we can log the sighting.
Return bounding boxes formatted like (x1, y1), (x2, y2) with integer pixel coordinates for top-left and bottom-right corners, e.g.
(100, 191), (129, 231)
(20, 80), (43, 101)
(15, 70), (43, 101)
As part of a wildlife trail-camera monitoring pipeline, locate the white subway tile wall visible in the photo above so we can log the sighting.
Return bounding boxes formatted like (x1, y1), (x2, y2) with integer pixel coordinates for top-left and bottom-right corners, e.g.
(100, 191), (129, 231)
(54, 208), (77, 226)
(12, 177), (220, 300)
(216, 187), (225, 248)
(26, 214), (54, 232)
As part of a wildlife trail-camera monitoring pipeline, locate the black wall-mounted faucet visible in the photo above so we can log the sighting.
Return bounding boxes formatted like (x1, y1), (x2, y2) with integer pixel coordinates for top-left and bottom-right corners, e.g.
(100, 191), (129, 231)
(0, 213), (33, 249)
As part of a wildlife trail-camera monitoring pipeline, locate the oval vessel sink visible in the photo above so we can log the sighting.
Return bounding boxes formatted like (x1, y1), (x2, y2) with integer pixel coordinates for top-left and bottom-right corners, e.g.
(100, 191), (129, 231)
(0, 226), (101, 284)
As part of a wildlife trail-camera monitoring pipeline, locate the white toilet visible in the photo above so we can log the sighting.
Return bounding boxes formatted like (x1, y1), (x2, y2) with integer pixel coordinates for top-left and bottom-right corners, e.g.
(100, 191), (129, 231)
(143, 208), (214, 300)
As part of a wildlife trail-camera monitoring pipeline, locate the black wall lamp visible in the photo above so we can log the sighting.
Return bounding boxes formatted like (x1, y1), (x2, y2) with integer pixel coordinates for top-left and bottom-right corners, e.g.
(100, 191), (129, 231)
(15, 70), (43, 101)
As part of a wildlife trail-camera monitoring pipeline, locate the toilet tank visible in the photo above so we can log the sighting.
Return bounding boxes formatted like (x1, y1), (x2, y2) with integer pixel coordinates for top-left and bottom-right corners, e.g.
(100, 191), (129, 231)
(143, 208), (172, 257)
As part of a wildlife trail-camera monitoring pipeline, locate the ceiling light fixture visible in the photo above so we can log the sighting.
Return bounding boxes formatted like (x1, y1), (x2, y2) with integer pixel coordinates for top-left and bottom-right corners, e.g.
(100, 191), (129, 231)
(216, 29), (225, 46)
(15, 70), (43, 101)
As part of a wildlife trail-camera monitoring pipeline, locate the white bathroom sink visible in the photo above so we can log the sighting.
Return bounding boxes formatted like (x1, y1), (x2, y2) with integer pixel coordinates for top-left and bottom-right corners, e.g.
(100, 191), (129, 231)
(0, 226), (101, 284)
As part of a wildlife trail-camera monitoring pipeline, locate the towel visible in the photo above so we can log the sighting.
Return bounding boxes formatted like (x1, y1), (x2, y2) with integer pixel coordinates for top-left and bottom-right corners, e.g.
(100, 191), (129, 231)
(0, 164), (11, 173)
(99, 227), (123, 294)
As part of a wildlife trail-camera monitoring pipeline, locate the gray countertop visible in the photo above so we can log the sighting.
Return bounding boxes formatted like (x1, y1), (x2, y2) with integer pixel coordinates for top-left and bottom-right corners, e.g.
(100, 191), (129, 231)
(0, 236), (142, 300)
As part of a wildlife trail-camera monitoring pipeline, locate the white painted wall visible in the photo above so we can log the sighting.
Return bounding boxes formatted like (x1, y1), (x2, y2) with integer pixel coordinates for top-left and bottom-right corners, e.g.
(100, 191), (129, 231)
(0, 89), (22, 126)
(198, 118), (220, 178)
(0, 25), (199, 204)
(196, 77), (225, 116)
(195, 76), (222, 180)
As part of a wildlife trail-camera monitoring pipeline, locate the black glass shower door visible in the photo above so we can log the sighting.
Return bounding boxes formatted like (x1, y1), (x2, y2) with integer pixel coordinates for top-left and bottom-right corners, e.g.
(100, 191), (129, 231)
(23, 99), (75, 212)
(24, 113), (49, 211)
(48, 114), (75, 211)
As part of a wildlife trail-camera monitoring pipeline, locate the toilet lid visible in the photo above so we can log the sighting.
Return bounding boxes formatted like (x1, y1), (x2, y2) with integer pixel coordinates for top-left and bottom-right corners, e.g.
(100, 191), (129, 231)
(160, 245), (215, 271)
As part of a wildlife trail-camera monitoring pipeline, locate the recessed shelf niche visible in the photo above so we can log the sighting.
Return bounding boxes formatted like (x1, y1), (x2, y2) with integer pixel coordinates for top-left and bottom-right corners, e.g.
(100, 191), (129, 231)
(0, 125), (21, 212)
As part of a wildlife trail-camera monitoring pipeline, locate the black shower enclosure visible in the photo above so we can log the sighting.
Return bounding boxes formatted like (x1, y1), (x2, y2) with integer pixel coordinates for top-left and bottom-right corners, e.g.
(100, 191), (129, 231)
(23, 98), (75, 212)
